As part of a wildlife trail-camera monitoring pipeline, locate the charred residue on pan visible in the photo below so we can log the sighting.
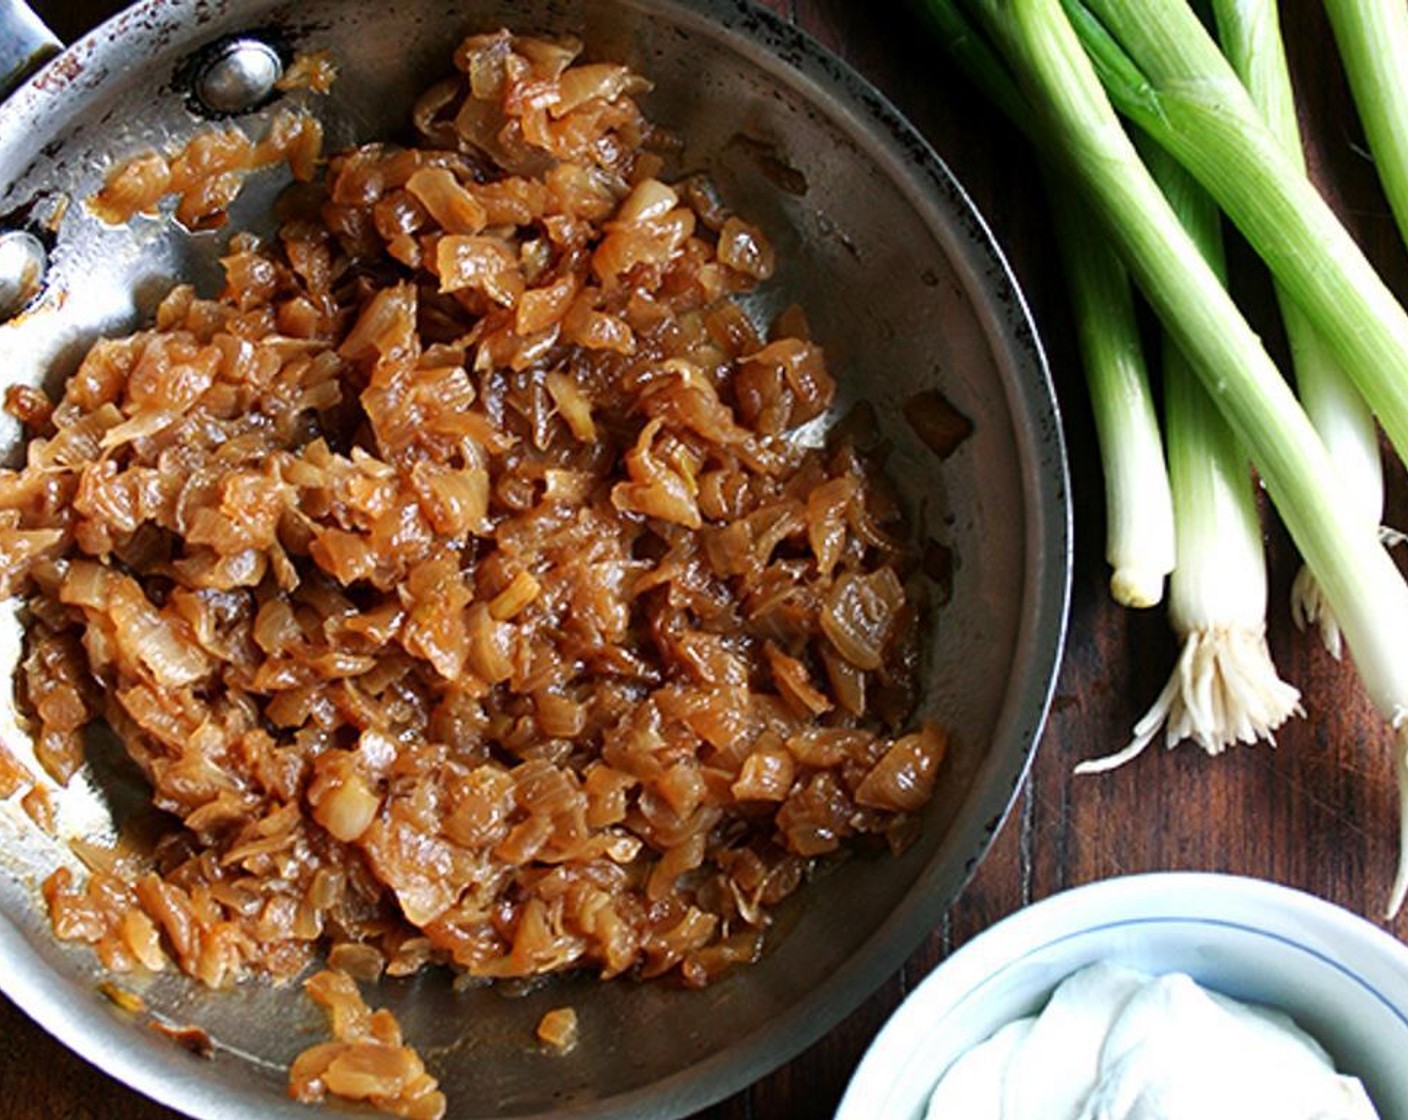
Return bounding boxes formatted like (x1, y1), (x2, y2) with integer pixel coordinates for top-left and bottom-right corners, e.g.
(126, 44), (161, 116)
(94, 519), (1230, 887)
(907, 387), (974, 461)
(723, 133), (810, 197)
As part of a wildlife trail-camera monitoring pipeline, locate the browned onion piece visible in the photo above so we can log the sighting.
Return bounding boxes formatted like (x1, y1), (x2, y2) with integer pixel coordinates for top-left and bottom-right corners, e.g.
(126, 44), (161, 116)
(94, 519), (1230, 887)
(717, 216), (776, 280)
(854, 722), (948, 813)
(406, 167), (488, 234)
(91, 153), (172, 223)
(291, 969), (447, 1120)
(435, 235), (525, 305)
(536, 1006), (579, 1051)
(820, 568), (906, 671)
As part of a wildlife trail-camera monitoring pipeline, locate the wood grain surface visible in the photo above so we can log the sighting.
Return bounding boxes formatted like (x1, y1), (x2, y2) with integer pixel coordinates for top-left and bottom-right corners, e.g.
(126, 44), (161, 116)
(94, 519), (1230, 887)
(4, 1), (1407, 1118)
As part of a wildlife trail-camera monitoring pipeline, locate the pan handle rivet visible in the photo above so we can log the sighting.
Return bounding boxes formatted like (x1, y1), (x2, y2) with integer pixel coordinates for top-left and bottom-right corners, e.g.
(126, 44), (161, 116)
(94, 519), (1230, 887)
(0, 231), (46, 322)
(193, 38), (283, 116)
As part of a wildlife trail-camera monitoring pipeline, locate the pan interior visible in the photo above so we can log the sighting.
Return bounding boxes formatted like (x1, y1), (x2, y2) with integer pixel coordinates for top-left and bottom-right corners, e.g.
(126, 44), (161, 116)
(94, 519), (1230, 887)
(0, 2), (1069, 1118)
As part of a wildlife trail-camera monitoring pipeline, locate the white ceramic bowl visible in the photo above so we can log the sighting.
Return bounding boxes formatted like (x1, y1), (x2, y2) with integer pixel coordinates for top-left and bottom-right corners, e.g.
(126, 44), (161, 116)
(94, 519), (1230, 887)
(837, 872), (1408, 1120)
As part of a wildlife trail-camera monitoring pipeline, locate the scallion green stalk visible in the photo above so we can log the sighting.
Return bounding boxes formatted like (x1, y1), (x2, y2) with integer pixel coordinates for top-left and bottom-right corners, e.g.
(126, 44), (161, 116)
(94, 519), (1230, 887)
(1056, 0), (1408, 476)
(959, 0), (1408, 916)
(1323, 0), (1408, 253)
(1078, 142), (1300, 773)
(1210, 0), (1385, 660)
(916, 0), (1174, 607)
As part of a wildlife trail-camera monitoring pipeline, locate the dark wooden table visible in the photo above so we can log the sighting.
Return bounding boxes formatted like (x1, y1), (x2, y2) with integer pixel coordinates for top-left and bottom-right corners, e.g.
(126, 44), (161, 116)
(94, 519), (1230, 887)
(5, 1), (1408, 1117)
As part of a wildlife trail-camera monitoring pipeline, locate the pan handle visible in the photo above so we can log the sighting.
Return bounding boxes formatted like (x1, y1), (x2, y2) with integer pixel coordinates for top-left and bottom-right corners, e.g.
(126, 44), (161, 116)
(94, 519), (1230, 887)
(0, 0), (61, 100)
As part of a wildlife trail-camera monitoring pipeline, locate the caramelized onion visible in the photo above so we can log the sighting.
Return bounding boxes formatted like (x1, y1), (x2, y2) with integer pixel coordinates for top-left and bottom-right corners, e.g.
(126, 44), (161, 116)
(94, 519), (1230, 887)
(292, 969), (447, 1120)
(11, 31), (947, 1085)
(820, 568), (906, 671)
(93, 109), (325, 230)
(854, 722), (948, 813)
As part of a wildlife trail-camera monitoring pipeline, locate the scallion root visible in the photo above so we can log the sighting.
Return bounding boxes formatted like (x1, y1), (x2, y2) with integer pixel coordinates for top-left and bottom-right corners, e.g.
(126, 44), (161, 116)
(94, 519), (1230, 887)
(1076, 625), (1303, 774)
(1290, 565), (1343, 661)
(1292, 526), (1407, 661)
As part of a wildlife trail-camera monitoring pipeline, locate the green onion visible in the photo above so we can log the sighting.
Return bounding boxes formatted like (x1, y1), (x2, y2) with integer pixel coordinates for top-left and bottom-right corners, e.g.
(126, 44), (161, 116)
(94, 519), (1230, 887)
(921, 0), (1281, 749)
(1077, 141), (1300, 773)
(1051, 190), (1175, 608)
(1211, 0), (1385, 660)
(916, 0), (1174, 607)
(1323, 0), (1408, 253)
(948, 0), (1408, 916)
(1058, 0), (1408, 474)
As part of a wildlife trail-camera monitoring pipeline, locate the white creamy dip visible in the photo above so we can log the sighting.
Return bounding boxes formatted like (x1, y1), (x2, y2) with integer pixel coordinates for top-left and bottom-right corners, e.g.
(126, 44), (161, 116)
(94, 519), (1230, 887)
(925, 962), (1379, 1120)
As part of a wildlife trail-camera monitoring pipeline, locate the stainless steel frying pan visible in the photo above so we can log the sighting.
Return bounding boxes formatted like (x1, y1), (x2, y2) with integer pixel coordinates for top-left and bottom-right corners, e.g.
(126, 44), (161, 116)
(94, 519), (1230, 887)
(0, 2), (1070, 1117)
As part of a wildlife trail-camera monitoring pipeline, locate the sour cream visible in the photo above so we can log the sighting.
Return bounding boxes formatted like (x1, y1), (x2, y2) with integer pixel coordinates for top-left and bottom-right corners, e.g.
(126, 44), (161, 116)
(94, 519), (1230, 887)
(926, 962), (1379, 1120)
